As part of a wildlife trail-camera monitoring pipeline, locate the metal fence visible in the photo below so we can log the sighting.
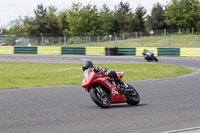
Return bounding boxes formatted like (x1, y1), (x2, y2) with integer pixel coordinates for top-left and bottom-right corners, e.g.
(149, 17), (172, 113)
(1, 29), (200, 48)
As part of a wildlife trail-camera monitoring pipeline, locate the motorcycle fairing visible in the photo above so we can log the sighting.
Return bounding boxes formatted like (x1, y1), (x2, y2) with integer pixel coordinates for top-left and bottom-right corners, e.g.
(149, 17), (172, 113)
(109, 80), (127, 103)
(82, 69), (127, 103)
(116, 72), (124, 79)
(93, 77), (127, 103)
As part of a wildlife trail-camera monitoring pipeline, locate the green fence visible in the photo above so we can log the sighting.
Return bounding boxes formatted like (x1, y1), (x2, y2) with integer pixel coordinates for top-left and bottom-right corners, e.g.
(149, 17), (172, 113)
(157, 48), (180, 56)
(14, 47), (37, 54)
(62, 47), (85, 55)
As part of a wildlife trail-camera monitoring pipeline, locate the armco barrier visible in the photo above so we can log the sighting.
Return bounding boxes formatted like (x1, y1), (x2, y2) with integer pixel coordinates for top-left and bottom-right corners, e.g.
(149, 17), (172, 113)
(37, 46), (61, 55)
(118, 47), (136, 56)
(158, 48), (180, 56)
(0, 46), (14, 54)
(180, 48), (200, 56)
(62, 47), (85, 55)
(136, 47), (157, 56)
(86, 47), (105, 55)
(14, 47), (37, 54)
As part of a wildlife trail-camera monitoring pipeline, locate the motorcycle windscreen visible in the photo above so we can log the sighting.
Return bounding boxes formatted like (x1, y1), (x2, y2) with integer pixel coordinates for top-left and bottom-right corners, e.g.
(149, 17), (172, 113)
(83, 68), (90, 82)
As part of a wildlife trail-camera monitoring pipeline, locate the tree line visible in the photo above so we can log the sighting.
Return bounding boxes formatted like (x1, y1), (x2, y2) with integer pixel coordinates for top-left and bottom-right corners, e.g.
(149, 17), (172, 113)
(2, 0), (200, 37)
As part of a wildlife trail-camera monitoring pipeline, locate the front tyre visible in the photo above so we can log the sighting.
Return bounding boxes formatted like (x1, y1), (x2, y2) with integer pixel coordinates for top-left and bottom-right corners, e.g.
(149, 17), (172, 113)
(124, 84), (140, 105)
(152, 56), (158, 62)
(90, 87), (111, 108)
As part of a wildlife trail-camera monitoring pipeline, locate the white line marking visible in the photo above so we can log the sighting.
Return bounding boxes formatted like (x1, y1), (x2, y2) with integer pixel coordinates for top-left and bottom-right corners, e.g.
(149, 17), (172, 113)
(160, 126), (200, 133)
(81, 59), (90, 61)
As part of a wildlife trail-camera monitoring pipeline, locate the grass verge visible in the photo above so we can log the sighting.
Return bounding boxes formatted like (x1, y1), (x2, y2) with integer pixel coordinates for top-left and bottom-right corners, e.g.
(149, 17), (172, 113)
(25, 34), (198, 48)
(0, 62), (194, 89)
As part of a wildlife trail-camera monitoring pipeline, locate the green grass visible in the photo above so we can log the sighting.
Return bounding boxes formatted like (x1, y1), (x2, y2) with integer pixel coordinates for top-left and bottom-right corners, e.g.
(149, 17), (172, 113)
(47, 34), (198, 48)
(0, 62), (194, 89)
(14, 34), (199, 48)
(68, 34), (198, 48)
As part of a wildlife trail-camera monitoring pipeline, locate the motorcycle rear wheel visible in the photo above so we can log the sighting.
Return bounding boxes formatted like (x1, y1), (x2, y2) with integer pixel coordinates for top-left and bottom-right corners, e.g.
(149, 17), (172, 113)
(124, 84), (140, 105)
(90, 87), (111, 108)
(145, 56), (151, 62)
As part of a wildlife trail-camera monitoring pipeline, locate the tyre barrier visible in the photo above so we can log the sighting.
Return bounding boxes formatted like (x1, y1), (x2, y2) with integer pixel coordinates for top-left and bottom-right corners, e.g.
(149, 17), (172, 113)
(105, 47), (118, 56)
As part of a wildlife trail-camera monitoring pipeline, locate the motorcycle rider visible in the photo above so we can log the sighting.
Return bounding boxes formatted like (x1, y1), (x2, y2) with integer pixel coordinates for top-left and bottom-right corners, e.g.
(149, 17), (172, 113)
(82, 61), (128, 93)
(141, 48), (158, 62)
(141, 48), (153, 56)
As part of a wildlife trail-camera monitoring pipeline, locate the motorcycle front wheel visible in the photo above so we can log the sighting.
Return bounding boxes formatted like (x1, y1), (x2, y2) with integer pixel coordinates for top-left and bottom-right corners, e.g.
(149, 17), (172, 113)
(124, 84), (140, 105)
(90, 87), (111, 108)
(152, 56), (158, 62)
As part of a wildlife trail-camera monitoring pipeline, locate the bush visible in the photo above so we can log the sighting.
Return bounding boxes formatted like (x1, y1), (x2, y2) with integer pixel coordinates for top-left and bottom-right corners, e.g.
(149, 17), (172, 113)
(67, 37), (86, 44)
(67, 38), (74, 44)
(101, 36), (109, 42)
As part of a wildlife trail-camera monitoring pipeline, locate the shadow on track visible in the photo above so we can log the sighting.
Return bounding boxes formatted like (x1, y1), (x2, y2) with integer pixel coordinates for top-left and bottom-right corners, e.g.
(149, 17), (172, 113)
(111, 103), (148, 109)
(87, 103), (148, 109)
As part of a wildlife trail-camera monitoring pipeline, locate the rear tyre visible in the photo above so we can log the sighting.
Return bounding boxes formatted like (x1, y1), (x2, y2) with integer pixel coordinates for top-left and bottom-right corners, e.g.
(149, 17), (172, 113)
(145, 56), (150, 62)
(90, 87), (111, 108)
(124, 84), (140, 105)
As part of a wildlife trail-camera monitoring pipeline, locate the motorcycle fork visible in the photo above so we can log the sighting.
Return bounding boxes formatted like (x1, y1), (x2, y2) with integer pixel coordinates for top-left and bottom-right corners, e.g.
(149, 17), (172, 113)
(96, 85), (103, 94)
(96, 84), (111, 99)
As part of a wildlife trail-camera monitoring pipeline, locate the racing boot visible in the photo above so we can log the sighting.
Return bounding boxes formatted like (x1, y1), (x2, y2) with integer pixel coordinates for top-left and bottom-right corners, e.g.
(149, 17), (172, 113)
(108, 70), (128, 94)
(116, 79), (128, 94)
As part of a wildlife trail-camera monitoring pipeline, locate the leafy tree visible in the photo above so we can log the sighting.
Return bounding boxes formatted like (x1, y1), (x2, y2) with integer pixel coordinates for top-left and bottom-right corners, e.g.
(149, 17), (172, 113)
(7, 16), (27, 37)
(66, 2), (100, 35)
(65, 2), (83, 35)
(27, 4), (48, 36)
(129, 6), (146, 32)
(164, 0), (200, 30)
(45, 6), (61, 35)
(146, 3), (167, 31)
(80, 4), (100, 35)
(34, 4), (47, 17)
(27, 4), (60, 36)
(58, 10), (70, 33)
(113, 1), (133, 33)
(1, 28), (9, 35)
(99, 4), (114, 34)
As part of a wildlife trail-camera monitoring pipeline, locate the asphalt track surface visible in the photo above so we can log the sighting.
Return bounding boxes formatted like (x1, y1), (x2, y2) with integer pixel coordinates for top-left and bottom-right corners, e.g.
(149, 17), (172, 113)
(0, 55), (200, 133)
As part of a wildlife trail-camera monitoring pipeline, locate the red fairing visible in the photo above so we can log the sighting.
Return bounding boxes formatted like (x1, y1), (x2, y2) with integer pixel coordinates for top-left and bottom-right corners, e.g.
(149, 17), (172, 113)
(109, 81), (127, 103)
(82, 69), (97, 92)
(82, 68), (127, 103)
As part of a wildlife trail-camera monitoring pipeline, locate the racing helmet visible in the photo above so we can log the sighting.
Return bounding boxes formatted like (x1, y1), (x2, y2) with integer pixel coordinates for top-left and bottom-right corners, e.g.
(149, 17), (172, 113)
(82, 61), (93, 71)
(141, 48), (147, 54)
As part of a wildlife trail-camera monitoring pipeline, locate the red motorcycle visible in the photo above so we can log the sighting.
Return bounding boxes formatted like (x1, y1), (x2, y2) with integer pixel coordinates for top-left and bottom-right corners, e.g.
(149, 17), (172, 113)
(82, 67), (140, 108)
